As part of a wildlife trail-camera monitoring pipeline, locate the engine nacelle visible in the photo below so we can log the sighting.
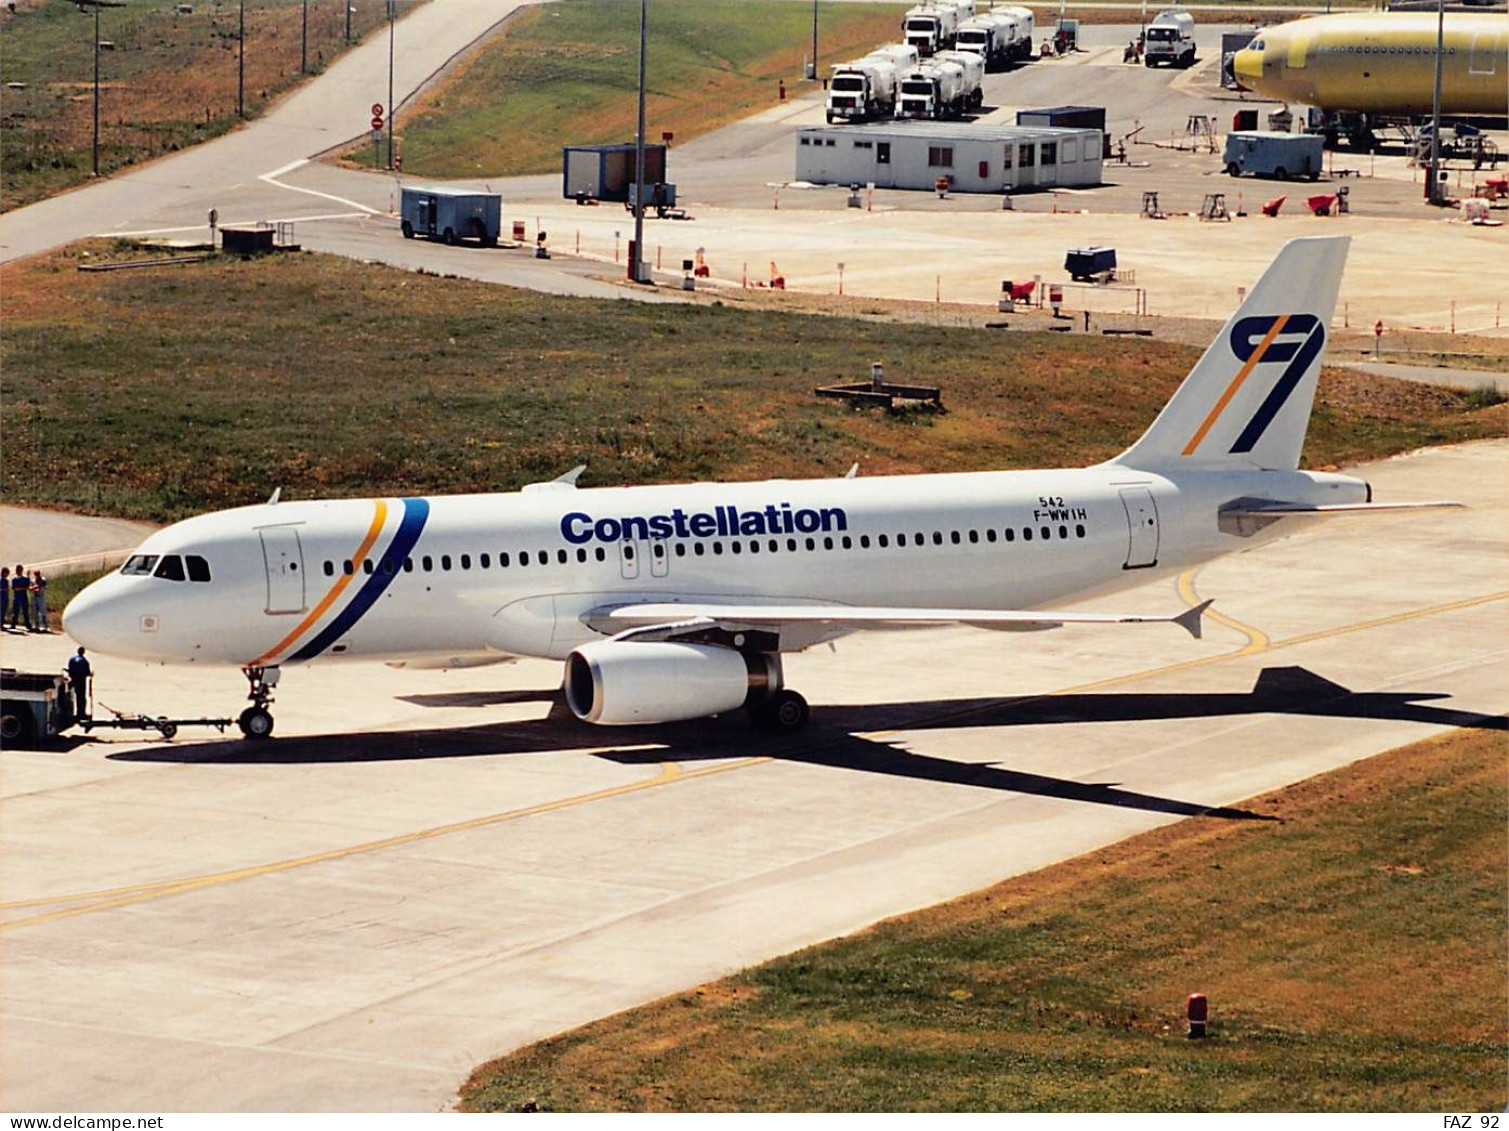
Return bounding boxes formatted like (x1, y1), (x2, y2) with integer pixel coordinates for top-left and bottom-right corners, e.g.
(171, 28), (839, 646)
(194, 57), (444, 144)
(564, 641), (778, 726)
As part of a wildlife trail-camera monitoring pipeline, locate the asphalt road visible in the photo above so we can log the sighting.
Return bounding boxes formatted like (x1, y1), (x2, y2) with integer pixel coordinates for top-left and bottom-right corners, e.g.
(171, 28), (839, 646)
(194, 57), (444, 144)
(0, 0), (533, 265)
(3, 440), (1504, 1111)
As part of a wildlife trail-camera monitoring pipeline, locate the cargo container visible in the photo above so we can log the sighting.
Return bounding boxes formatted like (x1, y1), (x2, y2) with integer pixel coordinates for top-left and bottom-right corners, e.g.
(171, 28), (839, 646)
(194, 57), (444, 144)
(561, 143), (669, 203)
(399, 186), (501, 246)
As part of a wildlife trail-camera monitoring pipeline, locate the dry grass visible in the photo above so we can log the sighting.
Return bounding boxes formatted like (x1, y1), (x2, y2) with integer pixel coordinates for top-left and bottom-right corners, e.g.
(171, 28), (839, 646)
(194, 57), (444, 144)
(2, 241), (1502, 521)
(350, 1), (911, 178)
(0, 0), (411, 212)
(462, 726), (1509, 1112)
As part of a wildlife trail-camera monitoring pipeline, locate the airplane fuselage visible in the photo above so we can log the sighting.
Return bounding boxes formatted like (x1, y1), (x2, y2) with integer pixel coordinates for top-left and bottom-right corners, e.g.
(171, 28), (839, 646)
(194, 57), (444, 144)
(64, 464), (1365, 670)
(1233, 12), (1508, 116)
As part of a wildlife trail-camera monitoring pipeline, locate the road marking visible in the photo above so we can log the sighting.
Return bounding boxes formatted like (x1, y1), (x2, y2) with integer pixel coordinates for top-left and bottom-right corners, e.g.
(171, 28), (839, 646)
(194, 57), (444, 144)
(4, 580), (1503, 932)
(259, 164), (381, 215)
(98, 213), (367, 238)
(0, 757), (763, 930)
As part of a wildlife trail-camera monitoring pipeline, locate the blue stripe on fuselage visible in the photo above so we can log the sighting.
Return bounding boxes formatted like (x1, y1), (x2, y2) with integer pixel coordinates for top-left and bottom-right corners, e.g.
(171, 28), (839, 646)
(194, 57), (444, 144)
(288, 497), (430, 663)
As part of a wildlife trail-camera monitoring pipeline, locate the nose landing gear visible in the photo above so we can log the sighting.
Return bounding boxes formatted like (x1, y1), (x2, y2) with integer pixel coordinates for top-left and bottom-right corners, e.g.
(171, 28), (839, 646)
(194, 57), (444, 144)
(239, 665), (279, 740)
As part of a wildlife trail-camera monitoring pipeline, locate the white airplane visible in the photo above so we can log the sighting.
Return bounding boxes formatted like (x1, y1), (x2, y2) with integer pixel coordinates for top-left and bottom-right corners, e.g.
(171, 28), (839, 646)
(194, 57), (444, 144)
(63, 236), (1452, 740)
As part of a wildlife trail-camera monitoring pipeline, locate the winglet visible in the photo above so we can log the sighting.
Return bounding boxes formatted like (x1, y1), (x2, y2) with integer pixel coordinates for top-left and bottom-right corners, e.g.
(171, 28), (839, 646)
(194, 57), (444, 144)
(1175, 599), (1214, 640)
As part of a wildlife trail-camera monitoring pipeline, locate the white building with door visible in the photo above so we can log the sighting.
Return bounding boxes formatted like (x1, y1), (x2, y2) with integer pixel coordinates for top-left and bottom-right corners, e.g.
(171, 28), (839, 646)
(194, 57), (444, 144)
(794, 120), (1102, 193)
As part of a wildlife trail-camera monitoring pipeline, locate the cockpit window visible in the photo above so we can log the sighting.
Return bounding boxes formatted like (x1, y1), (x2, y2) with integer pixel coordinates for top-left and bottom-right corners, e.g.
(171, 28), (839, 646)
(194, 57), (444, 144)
(121, 554), (159, 576)
(1251, 39), (1264, 51)
(186, 555), (211, 582)
(153, 555), (186, 582)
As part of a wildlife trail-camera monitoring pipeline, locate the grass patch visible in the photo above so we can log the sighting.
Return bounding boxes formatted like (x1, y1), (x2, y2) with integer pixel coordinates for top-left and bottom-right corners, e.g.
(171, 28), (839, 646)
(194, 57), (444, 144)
(1, 242), (1502, 523)
(360, 0), (906, 178)
(0, 0), (412, 212)
(461, 727), (1508, 1112)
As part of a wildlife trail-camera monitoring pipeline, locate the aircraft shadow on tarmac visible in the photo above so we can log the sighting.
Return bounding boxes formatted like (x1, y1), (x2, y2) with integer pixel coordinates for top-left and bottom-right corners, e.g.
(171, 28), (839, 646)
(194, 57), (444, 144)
(105, 667), (1504, 821)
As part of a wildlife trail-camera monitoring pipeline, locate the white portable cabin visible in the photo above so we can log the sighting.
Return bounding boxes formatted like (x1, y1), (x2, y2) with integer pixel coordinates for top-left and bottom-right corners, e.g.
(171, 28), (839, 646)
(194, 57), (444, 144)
(795, 120), (1103, 192)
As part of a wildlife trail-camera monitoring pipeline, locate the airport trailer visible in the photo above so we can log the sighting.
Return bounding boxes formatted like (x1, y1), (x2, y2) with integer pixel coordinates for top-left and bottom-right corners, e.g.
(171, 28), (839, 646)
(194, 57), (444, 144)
(1224, 131), (1324, 181)
(399, 186), (502, 246)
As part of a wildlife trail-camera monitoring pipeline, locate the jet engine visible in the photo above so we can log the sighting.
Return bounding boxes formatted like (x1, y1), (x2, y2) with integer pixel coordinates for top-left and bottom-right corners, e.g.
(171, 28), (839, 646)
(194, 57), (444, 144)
(564, 641), (779, 725)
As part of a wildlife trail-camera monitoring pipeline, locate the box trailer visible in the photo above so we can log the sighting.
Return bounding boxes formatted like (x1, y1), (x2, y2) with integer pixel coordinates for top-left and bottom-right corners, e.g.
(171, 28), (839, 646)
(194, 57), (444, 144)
(399, 186), (502, 246)
(562, 143), (669, 203)
(1065, 246), (1117, 282)
(1223, 131), (1323, 180)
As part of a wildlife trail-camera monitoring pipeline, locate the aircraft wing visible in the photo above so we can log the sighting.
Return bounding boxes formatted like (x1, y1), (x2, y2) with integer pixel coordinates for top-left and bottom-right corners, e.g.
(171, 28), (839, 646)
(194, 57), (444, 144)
(602, 600), (1214, 640)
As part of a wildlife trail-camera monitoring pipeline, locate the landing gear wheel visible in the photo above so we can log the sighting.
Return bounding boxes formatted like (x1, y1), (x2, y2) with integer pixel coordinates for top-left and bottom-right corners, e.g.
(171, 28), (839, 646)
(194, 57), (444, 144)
(751, 689), (809, 733)
(238, 707), (274, 740)
(239, 665), (278, 740)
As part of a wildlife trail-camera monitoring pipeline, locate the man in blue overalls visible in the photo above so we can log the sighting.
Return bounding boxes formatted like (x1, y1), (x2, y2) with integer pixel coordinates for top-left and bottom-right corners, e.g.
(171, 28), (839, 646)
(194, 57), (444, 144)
(9, 566), (32, 631)
(66, 647), (92, 721)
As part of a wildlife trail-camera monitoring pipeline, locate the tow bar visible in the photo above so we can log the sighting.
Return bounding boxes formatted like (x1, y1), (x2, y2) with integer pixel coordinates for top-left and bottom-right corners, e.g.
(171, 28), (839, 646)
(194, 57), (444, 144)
(79, 702), (233, 742)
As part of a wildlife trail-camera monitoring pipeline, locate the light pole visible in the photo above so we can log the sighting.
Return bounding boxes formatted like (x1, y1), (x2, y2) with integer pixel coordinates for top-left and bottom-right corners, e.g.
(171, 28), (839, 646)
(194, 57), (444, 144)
(1426, 0), (1445, 204)
(301, 0), (308, 74)
(810, 0), (818, 80)
(631, 0), (649, 283)
(73, 1), (125, 177)
(238, 0), (245, 118)
(387, 0), (396, 169)
(345, 1), (351, 44)
(92, 1), (100, 174)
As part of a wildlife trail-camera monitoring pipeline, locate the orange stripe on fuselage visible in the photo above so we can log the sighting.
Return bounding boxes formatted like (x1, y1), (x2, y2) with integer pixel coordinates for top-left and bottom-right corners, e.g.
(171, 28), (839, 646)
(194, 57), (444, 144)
(1182, 314), (1289, 457)
(249, 500), (388, 667)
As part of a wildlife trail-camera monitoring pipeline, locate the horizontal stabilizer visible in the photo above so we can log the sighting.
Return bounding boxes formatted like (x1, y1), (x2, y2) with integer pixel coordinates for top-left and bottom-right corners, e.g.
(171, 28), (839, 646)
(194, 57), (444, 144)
(1222, 500), (1463, 516)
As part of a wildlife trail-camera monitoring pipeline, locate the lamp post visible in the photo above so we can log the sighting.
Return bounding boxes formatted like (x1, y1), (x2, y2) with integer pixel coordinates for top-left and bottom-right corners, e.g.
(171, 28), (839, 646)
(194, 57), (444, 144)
(1426, 0), (1445, 204)
(301, 0), (308, 74)
(238, 0), (245, 118)
(631, 0), (649, 283)
(72, 1), (125, 177)
(345, 1), (351, 43)
(387, 0), (396, 169)
(92, 1), (100, 173)
(810, 0), (818, 80)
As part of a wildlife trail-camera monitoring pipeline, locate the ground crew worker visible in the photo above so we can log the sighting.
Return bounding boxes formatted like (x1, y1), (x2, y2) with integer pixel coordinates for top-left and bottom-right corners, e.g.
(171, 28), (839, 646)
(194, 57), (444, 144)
(9, 566), (31, 631)
(31, 570), (48, 632)
(66, 647), (92, 721)
(1, 566), (8, 627)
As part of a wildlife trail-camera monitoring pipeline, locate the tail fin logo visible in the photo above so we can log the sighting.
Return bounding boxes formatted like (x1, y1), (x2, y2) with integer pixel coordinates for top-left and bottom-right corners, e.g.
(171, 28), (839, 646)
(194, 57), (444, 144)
(1183, 314), (1326, 456)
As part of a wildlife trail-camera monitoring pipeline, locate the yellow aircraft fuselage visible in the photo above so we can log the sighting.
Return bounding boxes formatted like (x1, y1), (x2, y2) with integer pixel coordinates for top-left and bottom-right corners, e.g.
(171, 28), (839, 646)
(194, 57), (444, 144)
(1233, 12), (1508, 116)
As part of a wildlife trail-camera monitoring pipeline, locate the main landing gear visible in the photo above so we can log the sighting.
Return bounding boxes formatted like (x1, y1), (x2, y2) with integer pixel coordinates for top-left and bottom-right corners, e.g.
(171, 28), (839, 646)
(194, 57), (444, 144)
(238, 665), (279, 740)
(747, 688), (809, 733)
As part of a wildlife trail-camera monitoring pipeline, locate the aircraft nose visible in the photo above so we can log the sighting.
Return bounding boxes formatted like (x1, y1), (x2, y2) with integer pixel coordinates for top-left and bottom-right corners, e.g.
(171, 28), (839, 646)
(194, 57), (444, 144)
(1233, 48), (1263, 87)
(62, 575), (133, 655)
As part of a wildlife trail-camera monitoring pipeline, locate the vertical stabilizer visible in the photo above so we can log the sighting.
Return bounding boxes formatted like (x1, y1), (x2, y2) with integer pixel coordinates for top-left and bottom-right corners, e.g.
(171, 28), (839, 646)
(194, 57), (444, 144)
(1113, 236), (1349, 472)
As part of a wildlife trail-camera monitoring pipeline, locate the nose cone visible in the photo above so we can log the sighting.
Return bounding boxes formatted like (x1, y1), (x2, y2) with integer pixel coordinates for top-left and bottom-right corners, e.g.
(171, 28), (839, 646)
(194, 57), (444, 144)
(1233, 47), (1264, 90)
(63, 575), (134, 657)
